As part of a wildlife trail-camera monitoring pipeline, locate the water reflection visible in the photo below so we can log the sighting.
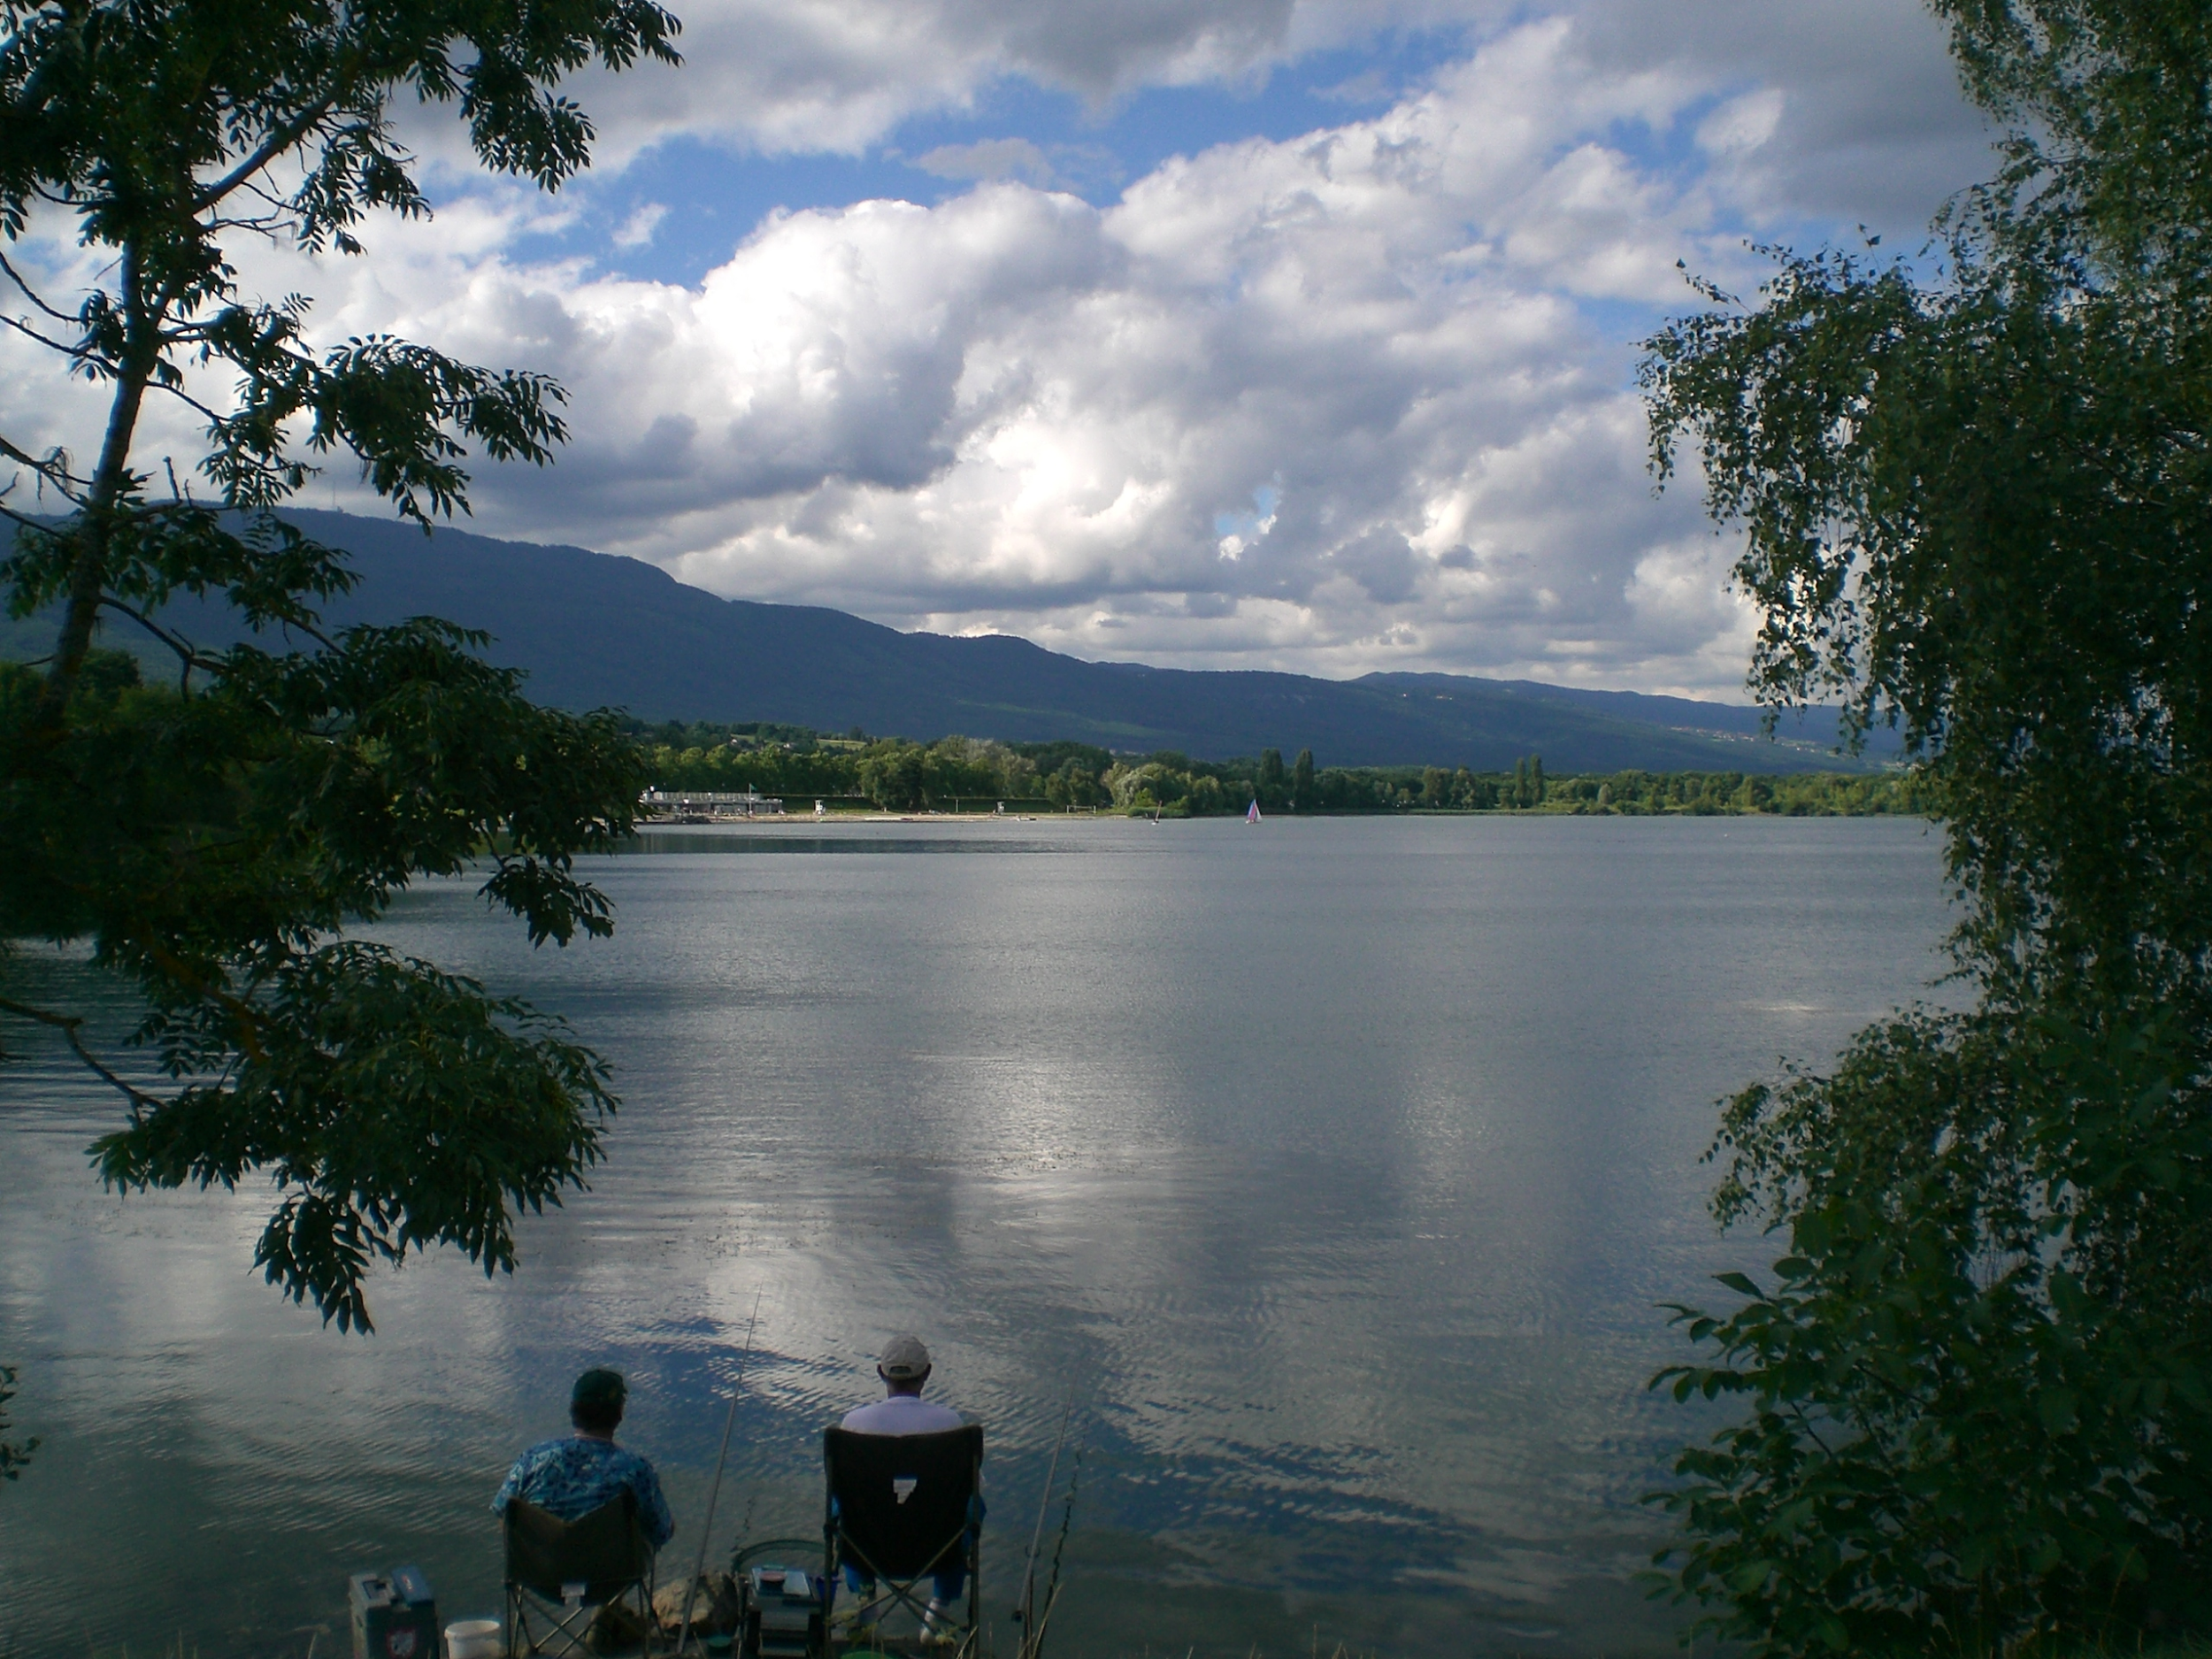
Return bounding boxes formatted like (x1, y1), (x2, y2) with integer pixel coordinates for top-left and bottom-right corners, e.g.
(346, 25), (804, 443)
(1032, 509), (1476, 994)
(0, 817), (1954, 1655)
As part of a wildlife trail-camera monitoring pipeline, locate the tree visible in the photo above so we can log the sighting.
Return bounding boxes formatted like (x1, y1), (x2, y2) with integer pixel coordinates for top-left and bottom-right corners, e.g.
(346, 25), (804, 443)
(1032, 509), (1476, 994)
(1291, 747), (1315, 810)
(993, 746), (1037, 801)
(859, 744), (926, 810)
(1509, 754), (1544, 810)
(1642, 2), (2212, 1646)
(1041, 757), (1102, 810)
(1256, 746), (1286, 808)
(0, 0), (680, 1335)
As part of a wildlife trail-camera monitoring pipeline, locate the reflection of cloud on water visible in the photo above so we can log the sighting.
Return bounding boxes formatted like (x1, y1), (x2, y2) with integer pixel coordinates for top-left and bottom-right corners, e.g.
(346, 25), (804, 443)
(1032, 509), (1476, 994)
(0, 818), (1955, 1653)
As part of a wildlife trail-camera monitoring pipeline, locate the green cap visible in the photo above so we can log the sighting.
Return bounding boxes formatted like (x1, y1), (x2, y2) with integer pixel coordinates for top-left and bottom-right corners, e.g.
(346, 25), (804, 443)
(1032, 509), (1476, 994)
(572, 1368), (627, 1411)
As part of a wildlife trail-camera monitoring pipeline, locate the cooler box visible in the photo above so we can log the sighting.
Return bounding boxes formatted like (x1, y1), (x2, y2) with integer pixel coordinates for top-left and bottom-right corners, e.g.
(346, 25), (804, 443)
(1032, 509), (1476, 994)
(349, 1566), (439, 1659)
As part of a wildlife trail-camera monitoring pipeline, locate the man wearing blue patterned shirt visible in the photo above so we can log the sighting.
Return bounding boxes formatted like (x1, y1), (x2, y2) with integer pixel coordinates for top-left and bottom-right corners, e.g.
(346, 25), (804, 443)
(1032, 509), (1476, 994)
(493, 1368), (675, 1549)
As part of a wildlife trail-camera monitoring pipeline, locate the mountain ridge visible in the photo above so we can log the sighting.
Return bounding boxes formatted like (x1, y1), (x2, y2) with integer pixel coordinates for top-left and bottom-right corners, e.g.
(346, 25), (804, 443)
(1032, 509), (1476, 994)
(9, 509), (1888, 773)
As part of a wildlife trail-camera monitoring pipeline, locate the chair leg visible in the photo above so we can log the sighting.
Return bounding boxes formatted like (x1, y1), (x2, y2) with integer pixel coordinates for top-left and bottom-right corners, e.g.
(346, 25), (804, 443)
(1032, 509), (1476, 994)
(546, 1601), (594, 1657)
(504, 1589), (600, 1658)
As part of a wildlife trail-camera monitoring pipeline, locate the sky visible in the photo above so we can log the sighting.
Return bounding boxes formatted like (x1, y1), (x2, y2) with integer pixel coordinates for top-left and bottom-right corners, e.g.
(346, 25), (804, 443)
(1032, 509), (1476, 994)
(4, 0), (2000, 695)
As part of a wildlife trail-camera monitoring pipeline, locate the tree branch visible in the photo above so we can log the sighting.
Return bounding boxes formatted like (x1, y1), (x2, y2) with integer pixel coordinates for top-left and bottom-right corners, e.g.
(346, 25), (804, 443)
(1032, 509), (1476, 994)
(0, 995), (165, 1120)
(0, 248), (81, 326)
(35, 240), (159, 725)
(0, 310), (112, 370)
(196, 96), (341, 212)
(0, 435), (88, 497)
(142, 375), (227, 427)
(96, 595), (219, 672)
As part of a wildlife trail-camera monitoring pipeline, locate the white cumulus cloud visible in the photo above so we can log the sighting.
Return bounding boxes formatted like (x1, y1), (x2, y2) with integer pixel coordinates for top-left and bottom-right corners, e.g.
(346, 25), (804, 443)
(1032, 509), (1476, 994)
(0, 0), (1997, 695)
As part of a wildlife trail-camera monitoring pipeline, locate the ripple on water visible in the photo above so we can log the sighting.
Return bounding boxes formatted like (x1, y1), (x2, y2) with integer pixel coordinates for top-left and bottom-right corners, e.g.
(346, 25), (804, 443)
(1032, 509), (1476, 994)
(0, 817), (1956, 1655)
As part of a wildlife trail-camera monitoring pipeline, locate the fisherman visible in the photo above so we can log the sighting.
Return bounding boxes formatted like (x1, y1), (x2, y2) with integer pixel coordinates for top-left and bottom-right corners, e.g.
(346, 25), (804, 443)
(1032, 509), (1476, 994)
(840, 1334), (971, 1622)
(493, 1367), (675, 1550)
(841, 1334), (964, 1436)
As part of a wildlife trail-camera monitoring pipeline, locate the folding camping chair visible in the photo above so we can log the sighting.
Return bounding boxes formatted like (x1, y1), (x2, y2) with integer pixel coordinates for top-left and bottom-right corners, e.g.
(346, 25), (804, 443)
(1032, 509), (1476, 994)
(822, 1425), (984, 1648)
(503, 1492), (658, 1656)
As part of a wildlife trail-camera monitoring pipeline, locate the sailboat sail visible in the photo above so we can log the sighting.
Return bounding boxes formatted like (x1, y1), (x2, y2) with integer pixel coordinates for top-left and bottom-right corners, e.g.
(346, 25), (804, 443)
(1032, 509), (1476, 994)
(1246, 800), (1261, 824)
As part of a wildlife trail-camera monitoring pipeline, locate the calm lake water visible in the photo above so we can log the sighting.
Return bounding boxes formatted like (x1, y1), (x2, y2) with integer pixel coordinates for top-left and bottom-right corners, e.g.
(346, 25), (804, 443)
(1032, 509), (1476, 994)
(0, 816), (1955, 1657)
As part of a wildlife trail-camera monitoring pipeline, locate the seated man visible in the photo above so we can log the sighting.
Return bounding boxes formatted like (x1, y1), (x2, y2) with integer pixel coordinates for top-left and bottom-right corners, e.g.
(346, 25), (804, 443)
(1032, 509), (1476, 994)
(494, 1367), (675, 1551)
(839, 1335), (972, 1620)
(842, 1334), (964, 1437)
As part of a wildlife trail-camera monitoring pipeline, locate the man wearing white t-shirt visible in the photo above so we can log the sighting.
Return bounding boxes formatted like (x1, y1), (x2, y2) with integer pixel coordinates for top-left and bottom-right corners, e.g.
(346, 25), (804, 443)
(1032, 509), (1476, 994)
(839, 1334), (970, 1623)
(841, 1334), (964, 1435)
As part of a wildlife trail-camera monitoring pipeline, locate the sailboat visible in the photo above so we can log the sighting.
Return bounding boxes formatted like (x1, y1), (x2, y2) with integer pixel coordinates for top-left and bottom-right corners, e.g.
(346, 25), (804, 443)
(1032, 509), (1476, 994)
(1246, 799), (1262, 825)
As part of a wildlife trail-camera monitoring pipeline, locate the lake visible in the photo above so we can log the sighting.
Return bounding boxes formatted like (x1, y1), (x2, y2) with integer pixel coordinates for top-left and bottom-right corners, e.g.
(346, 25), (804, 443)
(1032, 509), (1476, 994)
(0, 815), (1955, 1656)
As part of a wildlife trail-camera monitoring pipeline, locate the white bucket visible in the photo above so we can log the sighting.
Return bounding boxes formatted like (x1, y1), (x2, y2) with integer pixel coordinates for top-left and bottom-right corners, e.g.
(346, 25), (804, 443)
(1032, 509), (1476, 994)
(444, 1617), (501, 1659)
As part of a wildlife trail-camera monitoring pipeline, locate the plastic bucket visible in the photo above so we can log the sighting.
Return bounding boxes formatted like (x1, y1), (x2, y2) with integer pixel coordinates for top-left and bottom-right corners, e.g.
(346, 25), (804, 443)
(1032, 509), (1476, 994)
(444, 1618), (501, 1659)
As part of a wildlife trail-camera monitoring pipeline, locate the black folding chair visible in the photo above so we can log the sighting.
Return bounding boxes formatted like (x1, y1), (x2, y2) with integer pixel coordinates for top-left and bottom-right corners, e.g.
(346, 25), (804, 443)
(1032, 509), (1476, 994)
(822, 1426), (984, 1648)
(503, 1492), (658, 1655)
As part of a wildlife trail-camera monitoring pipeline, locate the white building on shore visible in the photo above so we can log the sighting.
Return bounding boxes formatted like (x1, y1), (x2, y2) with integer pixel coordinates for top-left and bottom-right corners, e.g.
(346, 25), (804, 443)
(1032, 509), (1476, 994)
(641, 788), (785, 819)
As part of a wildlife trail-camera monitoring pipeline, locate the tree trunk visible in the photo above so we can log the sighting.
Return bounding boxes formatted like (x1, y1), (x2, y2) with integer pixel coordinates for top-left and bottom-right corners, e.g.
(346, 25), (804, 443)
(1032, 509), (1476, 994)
(35, 246), (156, 727)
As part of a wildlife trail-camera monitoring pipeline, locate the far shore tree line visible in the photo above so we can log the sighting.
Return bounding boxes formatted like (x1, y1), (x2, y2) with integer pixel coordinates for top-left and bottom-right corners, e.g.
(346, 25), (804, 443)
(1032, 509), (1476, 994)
(628, 718), (1919, 818)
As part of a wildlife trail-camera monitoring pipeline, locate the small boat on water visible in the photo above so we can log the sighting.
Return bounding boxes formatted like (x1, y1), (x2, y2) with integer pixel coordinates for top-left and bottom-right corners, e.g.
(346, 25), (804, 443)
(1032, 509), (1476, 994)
(1246, 799), (1261, 824)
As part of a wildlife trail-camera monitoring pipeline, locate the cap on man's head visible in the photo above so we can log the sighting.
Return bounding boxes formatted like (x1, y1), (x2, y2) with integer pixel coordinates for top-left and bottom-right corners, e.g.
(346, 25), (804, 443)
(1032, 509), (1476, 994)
(877, 1334), (932, 1382)
(572, 1368), (628, 1413)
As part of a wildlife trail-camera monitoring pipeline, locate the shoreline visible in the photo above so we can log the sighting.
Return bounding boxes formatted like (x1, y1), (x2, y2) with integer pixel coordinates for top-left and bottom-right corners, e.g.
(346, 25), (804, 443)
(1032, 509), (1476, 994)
(631, 804), (1932, 827)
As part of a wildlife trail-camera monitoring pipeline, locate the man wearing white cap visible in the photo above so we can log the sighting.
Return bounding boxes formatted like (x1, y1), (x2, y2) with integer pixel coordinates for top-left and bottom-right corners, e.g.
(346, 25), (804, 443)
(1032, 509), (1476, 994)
(841, 1334), (964, 1435)
(838, 1334), (971, 1625)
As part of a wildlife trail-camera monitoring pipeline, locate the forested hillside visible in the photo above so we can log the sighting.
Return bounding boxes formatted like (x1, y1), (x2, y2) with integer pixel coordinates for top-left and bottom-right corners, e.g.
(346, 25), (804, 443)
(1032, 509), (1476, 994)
(5, 509), (1890, 774)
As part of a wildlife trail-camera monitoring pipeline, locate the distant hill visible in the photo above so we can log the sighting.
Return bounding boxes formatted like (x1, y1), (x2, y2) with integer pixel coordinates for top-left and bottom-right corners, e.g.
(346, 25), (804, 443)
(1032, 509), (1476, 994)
(6, 509), (1892, 773)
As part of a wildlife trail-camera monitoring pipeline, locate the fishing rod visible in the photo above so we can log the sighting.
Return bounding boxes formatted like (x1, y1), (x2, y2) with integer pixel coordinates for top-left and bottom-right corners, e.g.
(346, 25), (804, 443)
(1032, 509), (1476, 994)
(675, 1292), (764, 1657)
(1016, 1390), (1078, 1648)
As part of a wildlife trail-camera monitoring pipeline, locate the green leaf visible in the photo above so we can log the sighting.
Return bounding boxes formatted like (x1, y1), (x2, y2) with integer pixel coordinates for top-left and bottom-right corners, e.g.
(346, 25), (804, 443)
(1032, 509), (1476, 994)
(2035, 1387), (2078, 1435)
(1727, 1560), (1775, 1594)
